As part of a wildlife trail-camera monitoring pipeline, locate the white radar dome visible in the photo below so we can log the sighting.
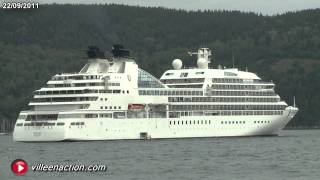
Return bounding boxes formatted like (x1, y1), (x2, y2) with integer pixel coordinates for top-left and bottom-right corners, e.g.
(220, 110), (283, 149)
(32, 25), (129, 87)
(197, 58), (208, 69)
(172, 59), (182, 70)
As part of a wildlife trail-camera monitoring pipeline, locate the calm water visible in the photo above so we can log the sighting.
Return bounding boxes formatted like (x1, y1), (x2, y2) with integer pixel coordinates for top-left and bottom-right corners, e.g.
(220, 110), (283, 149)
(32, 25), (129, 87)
(0, 130), (320, 180)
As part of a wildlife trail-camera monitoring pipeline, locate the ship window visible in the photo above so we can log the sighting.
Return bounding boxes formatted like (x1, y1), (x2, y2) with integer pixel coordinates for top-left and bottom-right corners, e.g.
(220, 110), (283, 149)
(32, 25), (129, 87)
(85, 114), (98, 118)
(180, 72), (188, 77)
(16, 123), (23, 126)
(57, 122), (65, 126)
(18, 114), (27, 119)
(165, 73), (174, 76)
(113, 112), (125, 119)
(138, 69), (165, 88)
(71, 122), (75, 125)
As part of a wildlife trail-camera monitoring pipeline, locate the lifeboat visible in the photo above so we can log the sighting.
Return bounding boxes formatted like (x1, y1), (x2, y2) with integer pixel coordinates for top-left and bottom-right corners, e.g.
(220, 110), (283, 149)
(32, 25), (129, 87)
(128, 104), (145, 110)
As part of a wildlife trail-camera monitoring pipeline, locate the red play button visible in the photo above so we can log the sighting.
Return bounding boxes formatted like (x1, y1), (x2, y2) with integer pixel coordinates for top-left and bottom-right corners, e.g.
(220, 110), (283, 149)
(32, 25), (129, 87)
(11, 159), (28, 176)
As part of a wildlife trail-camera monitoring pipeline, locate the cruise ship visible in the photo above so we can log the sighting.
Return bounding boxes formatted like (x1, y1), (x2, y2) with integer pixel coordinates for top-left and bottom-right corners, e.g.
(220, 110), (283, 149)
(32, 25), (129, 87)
(13, 45), (298, 141)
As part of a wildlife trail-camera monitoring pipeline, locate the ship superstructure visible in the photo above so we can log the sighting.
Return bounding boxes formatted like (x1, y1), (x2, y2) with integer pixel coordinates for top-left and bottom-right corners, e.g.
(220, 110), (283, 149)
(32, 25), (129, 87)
(13, 45), (298, 141)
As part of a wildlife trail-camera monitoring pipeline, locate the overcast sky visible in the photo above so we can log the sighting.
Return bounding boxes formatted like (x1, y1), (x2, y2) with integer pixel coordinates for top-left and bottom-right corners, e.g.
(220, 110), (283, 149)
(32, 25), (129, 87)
(8, 0), (320, 15)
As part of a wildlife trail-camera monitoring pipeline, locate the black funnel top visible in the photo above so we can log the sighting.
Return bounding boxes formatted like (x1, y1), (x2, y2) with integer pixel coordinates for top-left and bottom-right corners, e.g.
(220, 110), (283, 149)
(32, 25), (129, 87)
(87, 46), (105, 58)
(112, 44), (130, 58)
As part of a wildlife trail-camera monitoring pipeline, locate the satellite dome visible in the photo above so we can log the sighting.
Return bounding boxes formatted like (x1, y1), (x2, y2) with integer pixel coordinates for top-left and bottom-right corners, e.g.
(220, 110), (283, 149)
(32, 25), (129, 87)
(172, 59), (182, 70)
(197, 58), (208, 69)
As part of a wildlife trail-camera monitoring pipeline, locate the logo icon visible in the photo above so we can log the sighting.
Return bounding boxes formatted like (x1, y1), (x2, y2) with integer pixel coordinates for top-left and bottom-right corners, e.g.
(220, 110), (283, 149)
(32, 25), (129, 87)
(11, 159), (28, 176)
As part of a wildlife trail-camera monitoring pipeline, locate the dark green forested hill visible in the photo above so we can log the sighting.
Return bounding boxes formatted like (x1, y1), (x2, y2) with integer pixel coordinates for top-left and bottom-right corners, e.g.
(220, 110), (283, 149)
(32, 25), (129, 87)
(0, 5), (319, 129)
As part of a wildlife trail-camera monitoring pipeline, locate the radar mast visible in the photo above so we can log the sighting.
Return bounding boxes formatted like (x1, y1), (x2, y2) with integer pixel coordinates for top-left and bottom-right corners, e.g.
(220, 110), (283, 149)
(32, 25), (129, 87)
(188, 48), (212, 69)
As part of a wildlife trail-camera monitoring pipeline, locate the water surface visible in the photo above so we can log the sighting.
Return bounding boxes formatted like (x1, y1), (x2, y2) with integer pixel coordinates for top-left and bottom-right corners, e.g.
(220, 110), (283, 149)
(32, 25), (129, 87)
(0, 130), (319, 180)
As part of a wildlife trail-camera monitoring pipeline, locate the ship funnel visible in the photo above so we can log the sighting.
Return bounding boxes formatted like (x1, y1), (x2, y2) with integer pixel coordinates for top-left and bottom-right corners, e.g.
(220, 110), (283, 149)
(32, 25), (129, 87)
(112, 44), (130, 58)
(87, 46), (105, 59)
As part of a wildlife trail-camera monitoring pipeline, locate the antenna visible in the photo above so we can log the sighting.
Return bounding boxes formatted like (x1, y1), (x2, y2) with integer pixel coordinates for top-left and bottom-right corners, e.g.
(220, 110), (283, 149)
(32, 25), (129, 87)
(188, 51), (197, 56)
(293, 96), (296, 107)
(232, 49), (235, 68)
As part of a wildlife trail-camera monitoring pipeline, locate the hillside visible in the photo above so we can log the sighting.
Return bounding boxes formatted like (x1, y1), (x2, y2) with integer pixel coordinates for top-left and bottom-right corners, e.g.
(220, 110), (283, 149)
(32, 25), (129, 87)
(0, 5), (319, 128)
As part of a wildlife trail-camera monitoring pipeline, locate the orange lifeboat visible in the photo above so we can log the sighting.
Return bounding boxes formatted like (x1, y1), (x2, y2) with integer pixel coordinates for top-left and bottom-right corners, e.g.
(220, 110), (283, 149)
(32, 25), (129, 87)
(128, 104), (145, 110)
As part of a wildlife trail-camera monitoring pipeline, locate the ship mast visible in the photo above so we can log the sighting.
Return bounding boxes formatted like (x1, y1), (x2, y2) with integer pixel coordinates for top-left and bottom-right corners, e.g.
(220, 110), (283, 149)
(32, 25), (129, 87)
(188, 48), (212, 69)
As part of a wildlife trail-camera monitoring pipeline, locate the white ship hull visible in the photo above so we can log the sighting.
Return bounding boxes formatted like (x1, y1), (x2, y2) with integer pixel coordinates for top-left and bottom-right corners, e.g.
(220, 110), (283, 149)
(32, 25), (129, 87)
(13, 107), (298, 142)
(12, 46), (300, 142)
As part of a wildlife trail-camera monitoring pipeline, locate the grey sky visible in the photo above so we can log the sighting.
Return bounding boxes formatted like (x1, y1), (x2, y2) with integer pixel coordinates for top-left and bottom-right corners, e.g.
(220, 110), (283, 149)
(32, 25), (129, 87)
(8, 0), (320, 15)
